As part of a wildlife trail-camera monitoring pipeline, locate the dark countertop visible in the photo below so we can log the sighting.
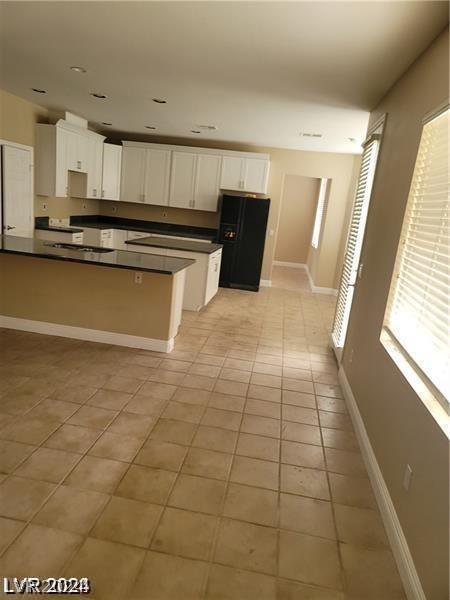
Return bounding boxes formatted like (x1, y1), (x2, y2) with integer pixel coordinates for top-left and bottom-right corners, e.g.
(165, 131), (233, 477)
(0, 235), (195, 275)
(35, 224), (84, 234)
(126, 235), (222, 254)
(69, 215), (218, 241)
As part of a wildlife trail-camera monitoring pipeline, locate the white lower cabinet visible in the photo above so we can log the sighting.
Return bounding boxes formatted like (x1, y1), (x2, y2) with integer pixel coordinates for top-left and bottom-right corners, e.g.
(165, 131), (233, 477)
(34, 229), (84, 244)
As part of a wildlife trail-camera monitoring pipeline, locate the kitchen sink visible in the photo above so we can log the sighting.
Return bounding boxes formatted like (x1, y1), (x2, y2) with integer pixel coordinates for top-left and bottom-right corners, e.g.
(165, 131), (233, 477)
(44, 242), (114, 253)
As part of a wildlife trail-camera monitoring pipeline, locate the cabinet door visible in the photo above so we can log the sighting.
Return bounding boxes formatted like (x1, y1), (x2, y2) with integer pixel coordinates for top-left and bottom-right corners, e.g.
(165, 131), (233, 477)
(194, 154), (222, 212)
(102, 144), (122, 201)
(120, 146), (146, 203)
(55, 127), (69, 197)
(2, 145), (34, 237)
(169, 152), (196, 209)
(220, 156), (245, 191)
(244, 158), (269, 193)
(205, 250), (222, 304)
(65, 129), (88, 173)
(144, 149), (171, 206)
(86, 137), (103, 199)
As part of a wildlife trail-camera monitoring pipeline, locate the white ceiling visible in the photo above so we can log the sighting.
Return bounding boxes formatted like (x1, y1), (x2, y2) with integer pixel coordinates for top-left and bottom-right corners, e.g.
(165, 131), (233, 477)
(0, 1), (447, 154)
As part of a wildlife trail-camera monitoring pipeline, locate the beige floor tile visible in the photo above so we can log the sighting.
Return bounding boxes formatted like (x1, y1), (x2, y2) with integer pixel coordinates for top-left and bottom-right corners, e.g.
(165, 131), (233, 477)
(115, 364), (154, 379)
(130, 550), (208, 600)
(245, 398), (281, 419)
(223, 358), (254, 372)
(0, 476), (56, 520)
(329, 472), (377, 509)
(138, 381), (177, 400)
(161, 400), (205, 424)
(213, 379), (248, 397)
(68, 405), (118, 429)
(107, 412), (156, 439)
(150, 418), (197, 445)
(252, 362), (282, 376)
(0, 413), (16, 430)
(256, 354), (283, 367)
(0, 516), (25, 554)
(159, 358), (191, 373)
(14, 447), (80, 483)
(283, 378), (315, 394)
(188, 363), (222, 378)
(196, 353), (226, 367)
(182, 447), (232, 480)
(0, 523), (82, 578)
(103, 375), (143, 394)
(248, 384), (282, 403)
(65, 456), (128, 494)
(319, 410), (353, 431)
(172, 387), (211, 406)
(88, 431), (143, 462)
(280, 464), (330, 500)
(33, 485), (109, 534)
(325, 448), (367, 477)
(44, 424), (101, 454)
(279, 530), (342, 589)
(223, 483), (278, 527)
(124, 394), (167, 417)
(151, 506), (217, 560)
(92, 496), (162, 547)
(116, 465), (176, 504)
(220, 368), (252, 384)
(181, 373), (216, 391)
(280, 493), (335, 539)
(230, 456), (279, 490)
(215, 518), (277, 575)
(209, 392), (246, 412)
(66, 537), (144, 600)
(14, 378), (57, 397)
(282, 405), (318, 426)
(0, 416), (60, 445)
(282, 390), (316, 409)
(168, 473), (226, 515)
(192, 426), (238, 453)
(250, 373), (282, 389)
(147, 368), (186, 386)
(26, 398), (80, 422)
(281, 421), (322, 446)
(206, 563), (276, 600)
(201, 407), (242, 431)
(317, 396), (347, 414)
(334, 503), (388, 548)
(340, 543), (406, 599)
(0, 439), (36, 473)
(277, 579), (344, 599)
(282, 366), (313, 381)
(241, 414), (280, 438)
(281, 440), (325, 469)
(236, 433), (280, 462)
(322, 427), (359, 452)
(314, 383), (343, 399)
(135, 439), (188, 471)
(87, 389), (133, 411)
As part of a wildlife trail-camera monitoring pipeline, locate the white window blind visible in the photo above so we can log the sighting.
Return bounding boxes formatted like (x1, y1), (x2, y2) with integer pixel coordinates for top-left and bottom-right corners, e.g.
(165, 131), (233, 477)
(384, 108), (449, 402)
(311, 178), (328, 249)
(332, 130), (381, 349)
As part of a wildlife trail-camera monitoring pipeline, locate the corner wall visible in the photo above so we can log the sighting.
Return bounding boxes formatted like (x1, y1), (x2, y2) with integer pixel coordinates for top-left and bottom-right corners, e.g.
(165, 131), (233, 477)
(341, 28), (449, 599)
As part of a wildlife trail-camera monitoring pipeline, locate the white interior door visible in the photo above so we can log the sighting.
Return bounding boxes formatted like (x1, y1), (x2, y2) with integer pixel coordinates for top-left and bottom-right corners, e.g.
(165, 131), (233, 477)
(331, 128), (383, 359)
(2, 144), (34, 237)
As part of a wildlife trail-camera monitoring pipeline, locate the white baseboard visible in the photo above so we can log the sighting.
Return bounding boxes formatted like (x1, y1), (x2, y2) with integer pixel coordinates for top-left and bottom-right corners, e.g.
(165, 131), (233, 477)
(273, 261), (307, 269)
(260, 279), (272, 287)
(305, 264), (338, 296)
(0, 315), (174, 353)
(338, 366), (426, 600)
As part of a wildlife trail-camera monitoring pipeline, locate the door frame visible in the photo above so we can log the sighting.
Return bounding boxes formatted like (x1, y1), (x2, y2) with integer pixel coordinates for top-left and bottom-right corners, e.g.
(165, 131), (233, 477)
(0, 139), (34, 236)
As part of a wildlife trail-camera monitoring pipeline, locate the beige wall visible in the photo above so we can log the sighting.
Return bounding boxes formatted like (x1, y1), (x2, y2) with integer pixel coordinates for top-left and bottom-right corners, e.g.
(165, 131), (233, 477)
(342, 28), (449, 599)
(274, 175), (319, 264)
(0, 254), (175, 341)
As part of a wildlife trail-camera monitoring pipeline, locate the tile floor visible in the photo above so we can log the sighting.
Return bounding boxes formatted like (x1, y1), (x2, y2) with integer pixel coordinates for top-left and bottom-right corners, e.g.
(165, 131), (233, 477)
(0, 266), (406, 599)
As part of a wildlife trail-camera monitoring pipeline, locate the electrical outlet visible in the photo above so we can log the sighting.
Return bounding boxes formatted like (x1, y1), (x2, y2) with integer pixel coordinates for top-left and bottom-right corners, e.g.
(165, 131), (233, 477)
(42, 203), (47, 211)
(162, 211), (167, 218)
(403, 464), (413, 491)
(82, 203), (87, 210)
(134, 272), (143, 284)
(111, 205), (117, 213)
(349, 348), (354, 364)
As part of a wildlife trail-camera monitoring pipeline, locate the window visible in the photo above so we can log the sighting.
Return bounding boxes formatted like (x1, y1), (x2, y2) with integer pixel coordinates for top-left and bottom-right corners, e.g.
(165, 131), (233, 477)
(331, 124), (383, 352)
(383, 107), (449, 404)
(311, 178), (328, 248)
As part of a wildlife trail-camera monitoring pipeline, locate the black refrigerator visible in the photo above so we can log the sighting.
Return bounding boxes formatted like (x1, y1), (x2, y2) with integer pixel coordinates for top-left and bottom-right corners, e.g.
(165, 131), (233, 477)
(217, 194), (270, 292)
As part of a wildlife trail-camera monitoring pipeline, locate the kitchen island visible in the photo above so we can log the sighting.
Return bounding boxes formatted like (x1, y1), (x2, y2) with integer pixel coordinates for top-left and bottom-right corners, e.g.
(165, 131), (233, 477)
(0, 235), (195, 352)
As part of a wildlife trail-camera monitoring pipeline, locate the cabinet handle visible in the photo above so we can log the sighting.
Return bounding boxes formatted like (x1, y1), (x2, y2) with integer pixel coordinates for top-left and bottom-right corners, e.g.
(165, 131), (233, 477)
(101, 190), (105, 198)
(77, 160), (82, 170)
(66, 186), (69, 195)
(93, 189), (97, 197)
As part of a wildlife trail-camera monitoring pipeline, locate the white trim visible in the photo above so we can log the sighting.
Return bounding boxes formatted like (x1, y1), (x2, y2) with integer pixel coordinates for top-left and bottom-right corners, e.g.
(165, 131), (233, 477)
(338, 366), (426, 600)
(0, 139), (34, 152)
(305, 265), (338, 296)
(0, 316), (174, 353)
(273, 261), (307, 269)
(259, 279), (272, 287)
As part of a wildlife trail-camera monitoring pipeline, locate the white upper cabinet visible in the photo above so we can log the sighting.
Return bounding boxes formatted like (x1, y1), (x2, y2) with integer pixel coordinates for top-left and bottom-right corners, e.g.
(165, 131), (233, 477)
(221, 155), (269, 193)
(169, 152), (196, 209)
(144, 148), (171, 206)
(194, 153), (222, 212)
(120, 146), (146, 203)
(86, 135), (104, 199)
(102, 144), (122, 201)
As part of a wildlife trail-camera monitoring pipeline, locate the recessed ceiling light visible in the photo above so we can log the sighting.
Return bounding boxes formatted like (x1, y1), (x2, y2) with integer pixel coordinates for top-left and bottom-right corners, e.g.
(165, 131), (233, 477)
(191, 130), (201, 134)
(70, 66), (86, 73)
(197, 124), (217, 131)
(145, 126), (156, 130)
(152, 98), (167, 104)
(32, 88), (46, 94)
(102, 122), (112, 126)
(348, 137), (356, 142)
(91, 92), (108, 99)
